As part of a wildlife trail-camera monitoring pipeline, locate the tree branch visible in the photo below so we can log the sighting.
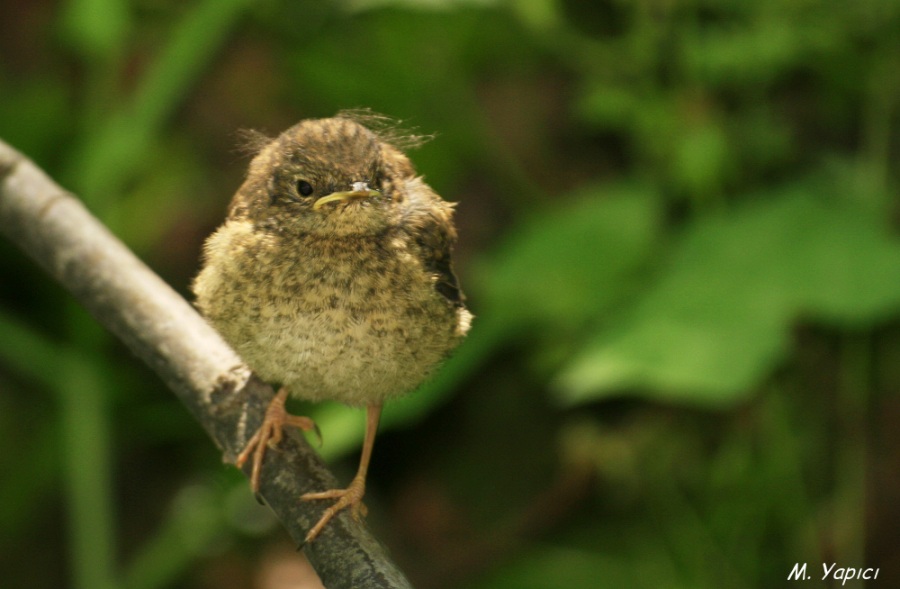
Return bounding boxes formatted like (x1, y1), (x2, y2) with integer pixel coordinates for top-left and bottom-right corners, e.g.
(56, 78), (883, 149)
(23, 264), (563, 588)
(0, 139), (413, 589)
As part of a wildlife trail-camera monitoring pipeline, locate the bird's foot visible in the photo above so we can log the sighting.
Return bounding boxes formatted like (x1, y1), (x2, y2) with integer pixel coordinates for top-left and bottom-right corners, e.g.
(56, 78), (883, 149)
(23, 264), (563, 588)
(301, 474), (368, 543)
(235, 387), (319, 493)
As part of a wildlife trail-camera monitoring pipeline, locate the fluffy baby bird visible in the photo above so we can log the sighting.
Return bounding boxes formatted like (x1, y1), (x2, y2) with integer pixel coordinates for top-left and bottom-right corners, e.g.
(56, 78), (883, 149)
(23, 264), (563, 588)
(193, 112), (472, 543)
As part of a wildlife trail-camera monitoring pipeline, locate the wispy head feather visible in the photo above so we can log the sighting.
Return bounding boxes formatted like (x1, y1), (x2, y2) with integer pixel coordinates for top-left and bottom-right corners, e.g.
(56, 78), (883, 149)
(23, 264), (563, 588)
(233, 128), (273, 158)
(336, 108), (433, 151)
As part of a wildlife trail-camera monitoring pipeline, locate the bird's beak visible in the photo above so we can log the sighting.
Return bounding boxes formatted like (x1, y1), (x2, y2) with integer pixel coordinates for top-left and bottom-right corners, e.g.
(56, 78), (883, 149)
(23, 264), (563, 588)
(312, 182), (380, 210)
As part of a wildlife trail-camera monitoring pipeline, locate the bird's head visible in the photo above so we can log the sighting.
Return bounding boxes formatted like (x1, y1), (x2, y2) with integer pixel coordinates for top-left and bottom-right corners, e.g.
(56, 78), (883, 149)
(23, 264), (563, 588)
(231, 114), (422, 236)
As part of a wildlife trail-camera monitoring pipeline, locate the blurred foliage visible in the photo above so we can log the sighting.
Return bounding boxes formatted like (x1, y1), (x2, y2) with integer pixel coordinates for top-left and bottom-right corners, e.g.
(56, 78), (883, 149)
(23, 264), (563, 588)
(1, 0), (899, 588)
(558, 186), (900, 404)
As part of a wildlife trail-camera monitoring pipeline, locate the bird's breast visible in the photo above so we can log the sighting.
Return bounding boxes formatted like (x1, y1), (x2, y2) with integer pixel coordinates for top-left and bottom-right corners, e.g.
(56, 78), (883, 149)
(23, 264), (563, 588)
(194, 220), (466, 406)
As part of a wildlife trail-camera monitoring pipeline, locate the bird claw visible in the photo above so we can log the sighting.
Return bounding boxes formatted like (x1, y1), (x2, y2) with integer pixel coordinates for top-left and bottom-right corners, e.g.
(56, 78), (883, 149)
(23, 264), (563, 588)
(234, 388), (318, 494)
(301, 477), (368, 543)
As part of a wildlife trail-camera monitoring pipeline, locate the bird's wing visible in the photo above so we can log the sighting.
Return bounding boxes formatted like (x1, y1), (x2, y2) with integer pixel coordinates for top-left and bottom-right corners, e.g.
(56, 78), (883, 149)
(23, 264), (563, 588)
(402, 180), (466, 308)
(417, 217), (465, 308)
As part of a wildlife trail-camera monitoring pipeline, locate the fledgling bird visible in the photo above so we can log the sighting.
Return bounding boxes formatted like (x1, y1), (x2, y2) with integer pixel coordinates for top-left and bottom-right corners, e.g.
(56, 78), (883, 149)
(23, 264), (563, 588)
(192, 112), (472, 543)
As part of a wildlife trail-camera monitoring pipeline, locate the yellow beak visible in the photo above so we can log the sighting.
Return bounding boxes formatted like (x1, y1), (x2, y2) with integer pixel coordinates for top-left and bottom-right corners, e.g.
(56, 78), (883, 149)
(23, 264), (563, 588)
(313, 182), (380, 210)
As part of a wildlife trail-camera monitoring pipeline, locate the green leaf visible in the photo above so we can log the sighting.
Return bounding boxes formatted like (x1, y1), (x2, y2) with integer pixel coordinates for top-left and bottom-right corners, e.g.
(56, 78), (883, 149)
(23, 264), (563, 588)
(61, 0), (130, 58)
(68, 0), (250, 206)
(556, 187), (900, 405)
(672, 118), (732, 198)
(474, 182), (663, 327)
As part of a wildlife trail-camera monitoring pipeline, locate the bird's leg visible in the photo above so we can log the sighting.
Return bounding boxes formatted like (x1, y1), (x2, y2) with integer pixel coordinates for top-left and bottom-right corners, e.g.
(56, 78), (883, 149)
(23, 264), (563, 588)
(301, 404), (382, 543)
(235, 386), (319, 493)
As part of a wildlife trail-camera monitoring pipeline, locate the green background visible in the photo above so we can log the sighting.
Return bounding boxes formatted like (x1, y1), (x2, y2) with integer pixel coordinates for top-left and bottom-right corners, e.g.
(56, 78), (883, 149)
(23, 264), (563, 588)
(1, 1), (899, 587)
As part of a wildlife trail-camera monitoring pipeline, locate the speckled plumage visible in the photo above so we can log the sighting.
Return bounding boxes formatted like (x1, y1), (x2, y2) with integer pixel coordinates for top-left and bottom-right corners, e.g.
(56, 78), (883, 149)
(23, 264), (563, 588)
(193, 114), (472, 407)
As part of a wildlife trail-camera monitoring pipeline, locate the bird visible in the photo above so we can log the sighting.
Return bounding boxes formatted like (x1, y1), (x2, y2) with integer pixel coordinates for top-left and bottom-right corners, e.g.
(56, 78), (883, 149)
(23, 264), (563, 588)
(192, 111), (472, 543)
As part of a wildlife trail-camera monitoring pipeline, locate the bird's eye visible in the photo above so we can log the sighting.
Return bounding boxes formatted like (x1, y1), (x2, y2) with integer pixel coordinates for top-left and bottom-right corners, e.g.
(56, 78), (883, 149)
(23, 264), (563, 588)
(296, 180), (314, 197)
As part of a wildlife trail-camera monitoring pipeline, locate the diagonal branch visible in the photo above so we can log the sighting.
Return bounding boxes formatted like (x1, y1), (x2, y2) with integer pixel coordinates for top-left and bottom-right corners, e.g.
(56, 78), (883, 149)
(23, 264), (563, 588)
(0, 139), (413, 589)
